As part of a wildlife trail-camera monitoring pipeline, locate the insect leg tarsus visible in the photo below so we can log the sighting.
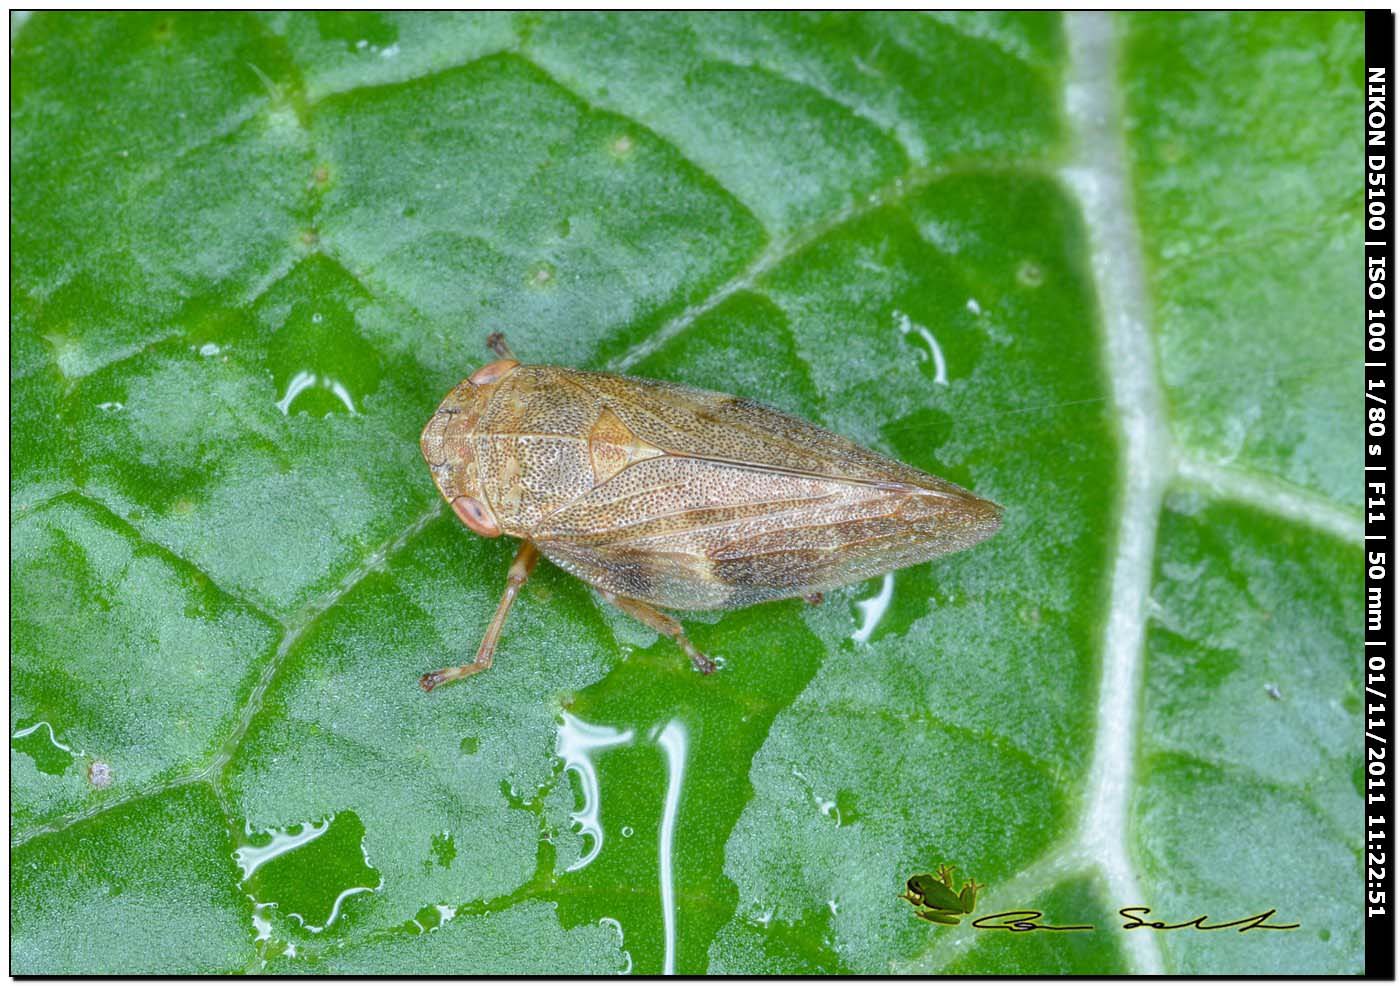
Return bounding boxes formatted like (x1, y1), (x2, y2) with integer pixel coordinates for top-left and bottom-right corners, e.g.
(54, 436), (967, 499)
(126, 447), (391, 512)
(598, 590), (718, 674)
(486, 332), (517, 361)
(420, 540), (540, 691)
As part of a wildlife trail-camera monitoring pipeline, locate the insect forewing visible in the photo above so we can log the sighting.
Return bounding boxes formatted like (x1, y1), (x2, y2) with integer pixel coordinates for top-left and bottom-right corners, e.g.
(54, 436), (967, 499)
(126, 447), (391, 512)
(530, 371), (1000, 611)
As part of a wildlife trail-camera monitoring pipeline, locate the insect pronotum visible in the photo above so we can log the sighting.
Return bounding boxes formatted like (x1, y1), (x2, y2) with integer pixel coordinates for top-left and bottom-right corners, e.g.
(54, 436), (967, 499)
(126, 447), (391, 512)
(417, 333), (1001, 690)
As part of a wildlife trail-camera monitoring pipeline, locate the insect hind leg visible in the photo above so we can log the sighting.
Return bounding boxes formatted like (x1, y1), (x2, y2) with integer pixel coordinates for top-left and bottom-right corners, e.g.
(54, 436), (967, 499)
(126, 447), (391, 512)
(598, 590), (717, 674)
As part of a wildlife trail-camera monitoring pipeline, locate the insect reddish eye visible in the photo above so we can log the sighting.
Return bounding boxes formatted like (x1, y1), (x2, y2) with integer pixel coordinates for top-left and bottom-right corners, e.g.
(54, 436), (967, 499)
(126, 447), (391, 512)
(451, 495), (501, 538)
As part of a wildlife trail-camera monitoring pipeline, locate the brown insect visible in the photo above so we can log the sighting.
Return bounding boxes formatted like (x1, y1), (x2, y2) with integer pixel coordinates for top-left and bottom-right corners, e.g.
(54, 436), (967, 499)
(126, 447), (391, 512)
(417, 333), (1001, 690)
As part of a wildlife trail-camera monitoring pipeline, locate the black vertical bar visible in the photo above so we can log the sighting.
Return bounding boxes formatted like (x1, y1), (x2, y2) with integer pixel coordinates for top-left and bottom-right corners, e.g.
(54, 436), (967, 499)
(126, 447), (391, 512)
(1365, 9), (1395, 982)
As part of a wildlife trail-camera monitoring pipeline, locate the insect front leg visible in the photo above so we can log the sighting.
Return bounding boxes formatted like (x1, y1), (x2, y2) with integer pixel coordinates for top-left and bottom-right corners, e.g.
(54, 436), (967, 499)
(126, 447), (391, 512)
(420, 540), (540, 691)
(597, 590), (718, 674)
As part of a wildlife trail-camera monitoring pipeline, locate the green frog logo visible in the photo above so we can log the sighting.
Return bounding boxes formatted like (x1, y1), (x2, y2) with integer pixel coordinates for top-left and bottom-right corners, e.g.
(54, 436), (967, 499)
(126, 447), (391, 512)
(899, 864), (984, 926)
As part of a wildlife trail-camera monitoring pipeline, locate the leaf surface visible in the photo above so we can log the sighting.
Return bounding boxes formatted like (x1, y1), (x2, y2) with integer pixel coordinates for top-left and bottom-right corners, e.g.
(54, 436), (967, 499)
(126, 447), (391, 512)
(11, 11), (1362, 973)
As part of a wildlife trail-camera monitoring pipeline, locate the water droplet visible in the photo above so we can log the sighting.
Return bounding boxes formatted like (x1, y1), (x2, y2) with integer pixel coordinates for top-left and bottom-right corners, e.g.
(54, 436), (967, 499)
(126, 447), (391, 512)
(278, 370), (348, 415)
(598, 917), (632, 974)
(556, 712), (634, 871)
(791, 766), (850, 826)
(252, 903), (274, 943)
(528, 262), (555, 288)
(235, 817), (333, 881)
(834, 789), (861, 826)
(655, 720), (687, 977)
(409, 904), (440, 934)
(621, 825), (634, 838)
(96, 401), (124, 412)
(852, 573), (894, 644)
(966, 297), (982, 315)
(430, 830), (456, 868)
(236, 811), (381, 933)
(11, 720), (76, 776)
(1017, 260), (1044, 288)
(268, 294), (382, 418)
(894, 309), (948, 385)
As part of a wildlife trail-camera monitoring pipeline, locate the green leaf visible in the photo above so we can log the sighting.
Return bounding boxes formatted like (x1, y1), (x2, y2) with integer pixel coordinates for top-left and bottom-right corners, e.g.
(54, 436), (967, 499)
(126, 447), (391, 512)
(1122, 12), (1362, 507)
(11, 11), (1362, 974)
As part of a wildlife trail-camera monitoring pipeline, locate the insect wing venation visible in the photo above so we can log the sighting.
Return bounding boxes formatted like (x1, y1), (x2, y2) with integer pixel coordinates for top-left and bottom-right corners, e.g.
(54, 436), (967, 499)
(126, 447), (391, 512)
(526, 369), (1000, 610)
